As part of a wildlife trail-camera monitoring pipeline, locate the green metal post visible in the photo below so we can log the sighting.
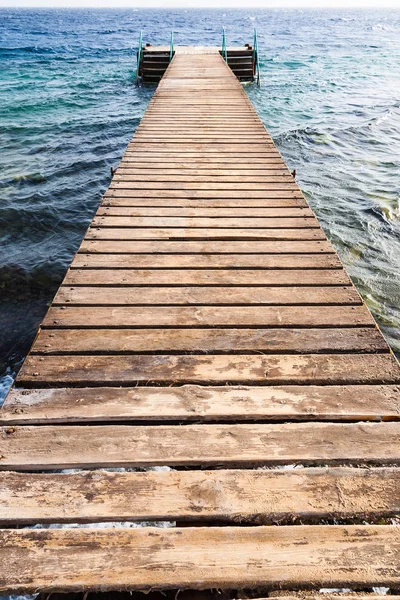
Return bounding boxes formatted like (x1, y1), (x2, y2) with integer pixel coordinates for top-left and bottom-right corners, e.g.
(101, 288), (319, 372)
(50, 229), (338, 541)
(222, 28), (227, 63)
(253, 27), (261, 87)
(170, 31), (174, 62)
(136, 30), (143, 86)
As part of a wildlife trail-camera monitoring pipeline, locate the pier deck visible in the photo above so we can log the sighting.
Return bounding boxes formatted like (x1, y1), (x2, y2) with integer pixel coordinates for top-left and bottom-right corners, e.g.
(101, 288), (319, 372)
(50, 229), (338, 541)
(1, 52), (400, 595)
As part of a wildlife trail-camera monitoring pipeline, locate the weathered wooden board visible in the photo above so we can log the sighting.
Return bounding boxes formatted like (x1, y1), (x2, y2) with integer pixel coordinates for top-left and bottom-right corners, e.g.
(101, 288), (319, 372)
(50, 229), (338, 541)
(86, 228), (327, 240)
(63, 268), (350, 285)
(91, 216), (319, 228)
(71, 253), (342, 269)
(78, 240), (335, 254)
(1, 422), (400, 469)
(97, 207), (311, 217)
(32, 327), (386, 354)
(1, 525), (399, 593)
(3, 385), (400, 424)
(109, 182), (299, 190)
(120, 154), (285, 162)
(54, 285), (360, 306)
(0, 468), (398, 523)
(101, 198), (308, 207)
(42, 305), (373, 328)
(104, 189), (302, 198)
(18, 354), (400, 386)
(117, 162), (290, 170)
(112, 175), (294, 183)
(117, 164), (289, 171)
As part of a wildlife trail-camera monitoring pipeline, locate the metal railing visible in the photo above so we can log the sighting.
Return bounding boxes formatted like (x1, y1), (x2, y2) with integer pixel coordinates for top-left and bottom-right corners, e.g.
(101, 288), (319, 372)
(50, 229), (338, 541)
(253, 27), (261, 87)
(222, 28), (228, 63)
(169, 31), (174, 62)
(136, 30), (143, 86)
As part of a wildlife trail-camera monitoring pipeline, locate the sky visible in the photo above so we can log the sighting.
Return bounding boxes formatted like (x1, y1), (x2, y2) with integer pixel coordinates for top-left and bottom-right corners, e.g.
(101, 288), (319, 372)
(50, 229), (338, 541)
(1, 0), (399, 7)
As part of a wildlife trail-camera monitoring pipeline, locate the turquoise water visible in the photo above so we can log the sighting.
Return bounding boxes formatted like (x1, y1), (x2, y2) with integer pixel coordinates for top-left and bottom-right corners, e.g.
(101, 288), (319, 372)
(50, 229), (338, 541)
(1, 8), (400, 399)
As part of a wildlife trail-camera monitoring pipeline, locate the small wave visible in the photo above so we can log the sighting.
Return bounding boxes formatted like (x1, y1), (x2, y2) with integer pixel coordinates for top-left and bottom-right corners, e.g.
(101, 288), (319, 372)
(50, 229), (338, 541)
(371, 23), (397, 32)
(0, 45), (57, 55)
(11, 173), (46, 184)
(329, 17), (355, 22)
(275, 126), (332, 146)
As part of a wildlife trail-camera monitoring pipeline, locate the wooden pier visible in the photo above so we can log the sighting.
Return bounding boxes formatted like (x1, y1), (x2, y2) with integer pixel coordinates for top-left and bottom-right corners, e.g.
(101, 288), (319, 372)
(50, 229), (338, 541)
(1, 50), (400, 596)
(139, 43), (257, 82)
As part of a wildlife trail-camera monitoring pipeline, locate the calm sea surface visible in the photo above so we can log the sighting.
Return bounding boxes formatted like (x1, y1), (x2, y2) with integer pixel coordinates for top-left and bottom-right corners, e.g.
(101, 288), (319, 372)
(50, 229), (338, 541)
(1, 8), (400, 400)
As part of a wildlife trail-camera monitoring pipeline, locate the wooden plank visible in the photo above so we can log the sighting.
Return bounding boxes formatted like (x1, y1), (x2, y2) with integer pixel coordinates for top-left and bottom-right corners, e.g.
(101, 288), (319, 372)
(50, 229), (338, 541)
(114, 170), (292, 178)
(101, 199), (309, 208)
(1, 524), (398, 593)
(119, 158), (285, 164)
(62, 268), (349, 286)
(54, 285), (361, 306)
(71, 253), (342, 270)
(32, 327), (386, 355)
(121, 154), (284, 162)
(1, 422), (400, 469)
(109, 182), (299, 190)
(86, 228), (326, 241)
(0, 467), (398, 523)
(78, 240), (334, 254)
(133, 133), (271, 139)
(124, 145), (283, 153)
(131, 139), (274, 144)
(97, 208), (313, 218)
(41, 305), (373, 328)
(91, 216), (319, 228)
(117, 162), (287, 169)
(17, 354), (400, 386)
(135, 128), (269, 133)
(104, 190), (302, 198)
(3, 384), (399, 424)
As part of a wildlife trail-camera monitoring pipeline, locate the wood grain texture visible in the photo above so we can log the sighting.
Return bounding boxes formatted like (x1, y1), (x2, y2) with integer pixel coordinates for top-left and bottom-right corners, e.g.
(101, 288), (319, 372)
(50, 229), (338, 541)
(3, 385), (400, 424)
(91, 216), (318, 228)
(96, 206), (312, 216)
(101, 197), (308, 207)
(85, 227), (327, 241)
(32, 327), (386, 354)
(0, 467), (398, 523)
(109, 182), (299, 190)
(17, 354), (400, 385)
(78, 240), (334, 253)
(1, 525), (399, 593)
(71, 253), (342, 269)
(41, 305), (373, 328)
(53, 285), (361, 306)
(1, 422), (400, 469)
(63, 268), (349, 286)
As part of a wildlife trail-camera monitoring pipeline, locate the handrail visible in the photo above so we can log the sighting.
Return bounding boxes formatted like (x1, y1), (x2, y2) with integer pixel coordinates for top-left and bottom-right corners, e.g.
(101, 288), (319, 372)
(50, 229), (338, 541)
(222, 28), (228, 63)
(253, 27), (261, 87)
(169, 31), (174, 62)
(136, 30), (143, 86)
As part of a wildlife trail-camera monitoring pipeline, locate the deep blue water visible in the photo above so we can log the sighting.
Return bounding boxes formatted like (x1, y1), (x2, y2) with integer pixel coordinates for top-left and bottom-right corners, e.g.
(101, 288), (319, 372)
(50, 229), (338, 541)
(1, 8), (400, 399)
